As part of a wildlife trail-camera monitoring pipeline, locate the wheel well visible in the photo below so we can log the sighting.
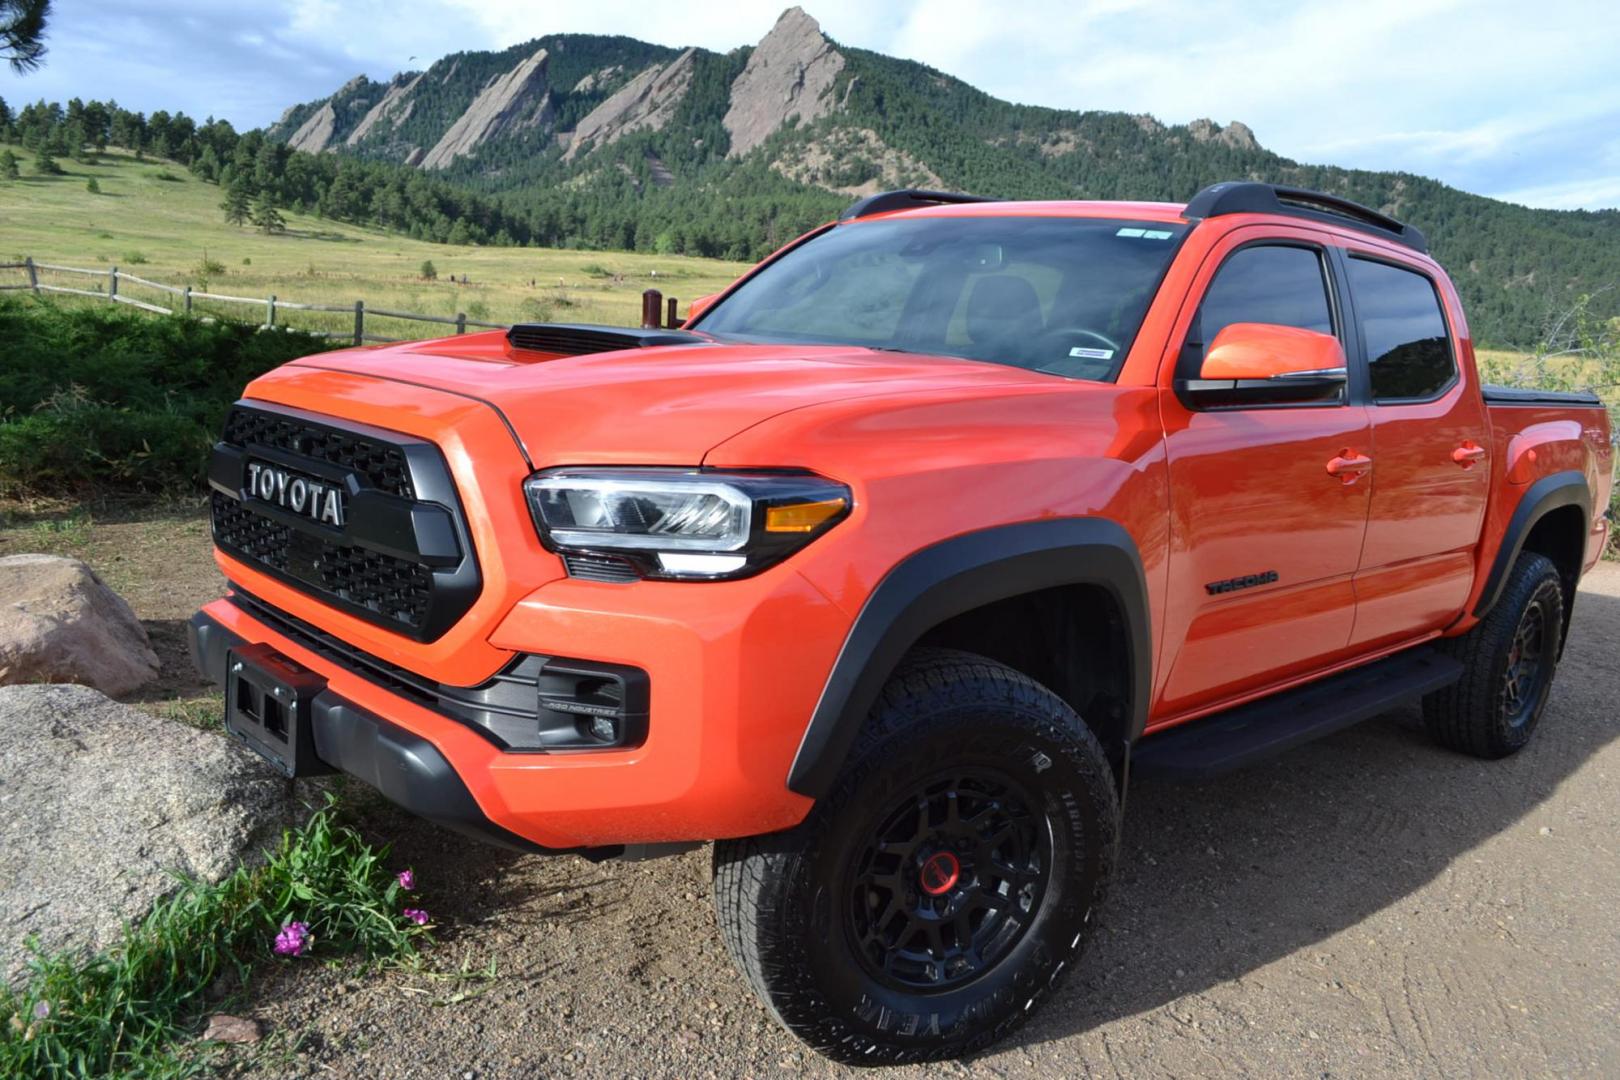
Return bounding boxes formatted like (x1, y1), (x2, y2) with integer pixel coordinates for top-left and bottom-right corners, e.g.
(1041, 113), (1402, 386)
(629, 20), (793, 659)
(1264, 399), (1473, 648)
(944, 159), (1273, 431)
(1519, 504), (1586, 645)
(914, 584), (1133, 774)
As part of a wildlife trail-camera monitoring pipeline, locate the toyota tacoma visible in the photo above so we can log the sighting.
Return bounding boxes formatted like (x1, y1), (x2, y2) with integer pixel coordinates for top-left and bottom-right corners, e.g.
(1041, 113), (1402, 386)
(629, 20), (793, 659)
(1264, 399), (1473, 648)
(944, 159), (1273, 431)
(191, 182), (1614, 1064)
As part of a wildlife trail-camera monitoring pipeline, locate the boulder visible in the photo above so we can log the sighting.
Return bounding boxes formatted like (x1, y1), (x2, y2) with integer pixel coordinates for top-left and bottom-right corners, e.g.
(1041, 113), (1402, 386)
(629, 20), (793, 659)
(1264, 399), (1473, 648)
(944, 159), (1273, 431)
(0, 684), (304, 983)
(0, 554), (160, 696)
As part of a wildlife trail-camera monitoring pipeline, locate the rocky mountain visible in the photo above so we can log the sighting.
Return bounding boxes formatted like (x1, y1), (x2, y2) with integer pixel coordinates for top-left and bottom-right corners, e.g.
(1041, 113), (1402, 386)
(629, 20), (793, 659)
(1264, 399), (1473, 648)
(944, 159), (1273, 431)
(266, 7), (1620, 346)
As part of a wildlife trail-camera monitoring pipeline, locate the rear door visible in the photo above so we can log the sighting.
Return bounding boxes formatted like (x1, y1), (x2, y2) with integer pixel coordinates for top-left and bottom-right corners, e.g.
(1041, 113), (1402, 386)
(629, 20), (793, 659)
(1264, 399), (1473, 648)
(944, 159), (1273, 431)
(1338, 249), (1490, 648)
(1155, 228), (1372, 719)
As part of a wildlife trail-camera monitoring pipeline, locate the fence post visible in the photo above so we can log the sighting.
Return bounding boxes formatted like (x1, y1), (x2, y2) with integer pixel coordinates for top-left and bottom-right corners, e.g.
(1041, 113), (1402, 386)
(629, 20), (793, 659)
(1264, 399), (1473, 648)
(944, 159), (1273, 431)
(183, 286), (192, 316)
(455, 312), (467, 335)
(109, 266), (119, 303)
(267, 294), (276, 329)
(23, 256), (38, 294)
(353, 300), (364, 346)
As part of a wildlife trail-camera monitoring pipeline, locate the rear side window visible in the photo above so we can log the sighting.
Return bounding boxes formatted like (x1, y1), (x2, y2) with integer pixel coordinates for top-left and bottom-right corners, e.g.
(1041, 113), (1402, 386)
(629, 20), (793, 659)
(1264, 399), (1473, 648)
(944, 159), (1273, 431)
(1347, 257), (1456, 401)
(1197, 245), (1334, 344)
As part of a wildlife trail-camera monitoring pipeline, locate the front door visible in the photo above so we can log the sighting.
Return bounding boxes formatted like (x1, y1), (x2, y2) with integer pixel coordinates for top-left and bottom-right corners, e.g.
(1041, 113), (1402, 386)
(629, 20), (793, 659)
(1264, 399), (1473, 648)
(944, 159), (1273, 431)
(1156, 229), (1372, 720)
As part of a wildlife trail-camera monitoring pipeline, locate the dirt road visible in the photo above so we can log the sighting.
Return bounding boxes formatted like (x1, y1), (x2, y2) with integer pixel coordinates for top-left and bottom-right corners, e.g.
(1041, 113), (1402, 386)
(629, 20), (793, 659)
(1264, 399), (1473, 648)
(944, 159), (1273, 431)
(227, 561), (1617, 1079)
(7, 510), (1614, 1077)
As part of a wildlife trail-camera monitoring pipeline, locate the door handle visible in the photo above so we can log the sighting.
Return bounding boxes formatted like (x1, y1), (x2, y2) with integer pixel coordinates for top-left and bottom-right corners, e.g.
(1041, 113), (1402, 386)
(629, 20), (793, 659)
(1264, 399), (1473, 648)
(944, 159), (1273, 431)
(1326, 451), (1373, 484)
(1452, 442), (1487, 468)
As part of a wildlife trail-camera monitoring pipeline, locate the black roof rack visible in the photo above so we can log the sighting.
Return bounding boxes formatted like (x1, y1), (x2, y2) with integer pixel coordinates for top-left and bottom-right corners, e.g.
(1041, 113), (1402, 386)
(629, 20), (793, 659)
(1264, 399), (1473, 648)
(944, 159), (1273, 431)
(839, 189), (998, 221)
(1183, 181), (1427, 253)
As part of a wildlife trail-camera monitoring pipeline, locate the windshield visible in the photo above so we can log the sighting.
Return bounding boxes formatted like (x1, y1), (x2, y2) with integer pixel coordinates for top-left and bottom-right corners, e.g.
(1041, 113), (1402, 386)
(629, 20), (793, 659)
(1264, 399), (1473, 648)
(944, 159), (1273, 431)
(693, 216), (1187, 380)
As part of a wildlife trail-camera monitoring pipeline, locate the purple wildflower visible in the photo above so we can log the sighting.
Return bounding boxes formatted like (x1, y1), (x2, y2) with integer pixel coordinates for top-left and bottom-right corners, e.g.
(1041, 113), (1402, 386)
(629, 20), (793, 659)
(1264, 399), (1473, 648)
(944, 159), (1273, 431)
(396, 869), (416, 891)
(274, 921), (311, 957)
(31, 1000), (50, 1021)
(402, 908), (429, 926)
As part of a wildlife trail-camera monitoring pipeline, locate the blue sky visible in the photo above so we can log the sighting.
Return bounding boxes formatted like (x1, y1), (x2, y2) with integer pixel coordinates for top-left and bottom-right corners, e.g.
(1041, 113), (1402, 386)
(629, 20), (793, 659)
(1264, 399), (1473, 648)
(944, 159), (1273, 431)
(5, 0), (1617, 210)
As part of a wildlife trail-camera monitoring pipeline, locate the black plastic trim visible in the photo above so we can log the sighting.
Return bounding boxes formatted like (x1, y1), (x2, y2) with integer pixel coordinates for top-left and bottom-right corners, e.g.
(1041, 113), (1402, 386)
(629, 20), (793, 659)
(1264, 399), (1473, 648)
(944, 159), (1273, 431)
(209, 400), (481, 643)
(1184, 181), (1428, 253)
(189, 611), (622, 860)
(1472, 470), (1591, 619)
(838, 189), (997, 221)
(506, 323), (707, 355)
(1482, 385), (1605, 408)
(786, 518), (1151, 799)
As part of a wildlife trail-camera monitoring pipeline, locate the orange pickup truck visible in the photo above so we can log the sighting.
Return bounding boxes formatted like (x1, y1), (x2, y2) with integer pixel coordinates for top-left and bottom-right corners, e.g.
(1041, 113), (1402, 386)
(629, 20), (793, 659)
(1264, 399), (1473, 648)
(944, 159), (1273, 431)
(191, 182), (1613, 1064)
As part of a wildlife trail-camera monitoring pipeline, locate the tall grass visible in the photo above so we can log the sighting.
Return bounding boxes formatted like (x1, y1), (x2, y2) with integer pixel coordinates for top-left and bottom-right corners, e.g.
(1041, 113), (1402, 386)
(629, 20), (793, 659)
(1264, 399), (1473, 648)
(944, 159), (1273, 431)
(0, 803), (427, 1079)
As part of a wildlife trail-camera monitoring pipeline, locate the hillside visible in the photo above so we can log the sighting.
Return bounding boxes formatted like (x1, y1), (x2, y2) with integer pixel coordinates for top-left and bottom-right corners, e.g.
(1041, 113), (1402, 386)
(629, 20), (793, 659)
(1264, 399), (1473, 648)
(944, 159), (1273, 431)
(265, 6), (1620, 347)
(0, 146), (751, 336)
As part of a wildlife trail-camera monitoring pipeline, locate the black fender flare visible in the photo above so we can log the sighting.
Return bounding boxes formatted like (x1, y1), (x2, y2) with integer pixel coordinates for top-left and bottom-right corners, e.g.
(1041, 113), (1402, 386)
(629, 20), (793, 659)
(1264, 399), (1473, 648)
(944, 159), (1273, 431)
(1472, 469), (1591, 620)
(786, 518), (1152, 799)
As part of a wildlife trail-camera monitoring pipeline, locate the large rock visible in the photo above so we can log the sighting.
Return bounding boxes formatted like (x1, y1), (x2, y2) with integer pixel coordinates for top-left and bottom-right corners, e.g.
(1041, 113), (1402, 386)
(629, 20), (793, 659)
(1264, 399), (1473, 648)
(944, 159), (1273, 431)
(422, 48), (555, 169)
(564, 48), (697, 161)
(287, 101), (338, 153)
(0, 684), (304, 983)
(0, 554), (160, 696)
(723, 7), (847, 158)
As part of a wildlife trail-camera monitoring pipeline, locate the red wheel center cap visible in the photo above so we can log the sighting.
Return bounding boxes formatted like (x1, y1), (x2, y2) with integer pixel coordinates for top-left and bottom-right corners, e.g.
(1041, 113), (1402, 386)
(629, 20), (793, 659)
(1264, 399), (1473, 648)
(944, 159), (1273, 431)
(919, 851), (961, 896)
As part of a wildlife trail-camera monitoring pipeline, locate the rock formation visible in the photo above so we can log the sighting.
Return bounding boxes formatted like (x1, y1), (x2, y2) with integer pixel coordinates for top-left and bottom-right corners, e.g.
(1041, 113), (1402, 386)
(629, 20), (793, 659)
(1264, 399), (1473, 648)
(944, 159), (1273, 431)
(287, 101), (337, 153)
(723, 7), (846, 158)
(565, 48), (697, 161)
(347, 72), (423, 146)
(422, 48), (555, 169)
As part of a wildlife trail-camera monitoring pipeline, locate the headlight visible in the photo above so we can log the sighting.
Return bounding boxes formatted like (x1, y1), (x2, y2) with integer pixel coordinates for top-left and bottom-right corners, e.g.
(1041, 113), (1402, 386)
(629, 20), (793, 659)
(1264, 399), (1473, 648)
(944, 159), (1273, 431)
(524, 468), (850, 581)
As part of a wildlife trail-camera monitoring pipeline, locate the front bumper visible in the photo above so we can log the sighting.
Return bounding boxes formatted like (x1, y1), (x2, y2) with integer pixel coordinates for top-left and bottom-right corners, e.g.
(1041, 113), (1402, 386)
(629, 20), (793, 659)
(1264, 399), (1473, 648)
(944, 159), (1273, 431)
(190, 610), (593, 856)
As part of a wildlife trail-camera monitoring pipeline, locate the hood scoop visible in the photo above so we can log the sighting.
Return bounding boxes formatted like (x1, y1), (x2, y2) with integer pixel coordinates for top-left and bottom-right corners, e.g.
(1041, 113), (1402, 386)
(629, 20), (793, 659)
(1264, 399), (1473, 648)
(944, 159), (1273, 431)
(507, 323), (706, 356)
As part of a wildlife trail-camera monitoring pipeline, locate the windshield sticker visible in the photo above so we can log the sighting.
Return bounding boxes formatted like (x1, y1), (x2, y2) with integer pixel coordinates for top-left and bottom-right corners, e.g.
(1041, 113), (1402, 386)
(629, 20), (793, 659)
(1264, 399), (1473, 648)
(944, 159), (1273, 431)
(1142, 229), (1174, 240)
(1069, 346), (1115, 360)
(1115, 228), (1147, 238)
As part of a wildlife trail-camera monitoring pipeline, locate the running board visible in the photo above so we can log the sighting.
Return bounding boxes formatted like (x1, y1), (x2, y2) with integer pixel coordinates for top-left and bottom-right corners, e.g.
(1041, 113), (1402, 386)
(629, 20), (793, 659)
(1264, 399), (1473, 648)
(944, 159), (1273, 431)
(1132, 647), (1464, 781)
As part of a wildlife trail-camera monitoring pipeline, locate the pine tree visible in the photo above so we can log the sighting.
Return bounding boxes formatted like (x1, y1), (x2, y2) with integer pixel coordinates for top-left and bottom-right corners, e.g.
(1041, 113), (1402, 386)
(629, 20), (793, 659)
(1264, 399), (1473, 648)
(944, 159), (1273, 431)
(220, 179), (251, 226)
(0, 148), (18, 181)
(32, 142), (58, 175)
(251, 189), (285, 234)
(85, 176), (99, 194)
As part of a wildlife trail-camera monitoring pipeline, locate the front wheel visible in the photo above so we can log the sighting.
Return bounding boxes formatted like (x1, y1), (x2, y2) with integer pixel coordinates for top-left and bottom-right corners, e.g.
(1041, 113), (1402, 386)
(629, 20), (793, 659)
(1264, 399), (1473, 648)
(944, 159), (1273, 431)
(713, 649), (1120, 1065)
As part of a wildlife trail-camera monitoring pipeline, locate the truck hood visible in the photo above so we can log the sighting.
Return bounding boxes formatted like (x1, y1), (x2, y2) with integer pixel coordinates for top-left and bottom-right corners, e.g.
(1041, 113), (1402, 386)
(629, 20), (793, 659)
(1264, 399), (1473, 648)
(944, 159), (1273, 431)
(285, 333), (1046, 465)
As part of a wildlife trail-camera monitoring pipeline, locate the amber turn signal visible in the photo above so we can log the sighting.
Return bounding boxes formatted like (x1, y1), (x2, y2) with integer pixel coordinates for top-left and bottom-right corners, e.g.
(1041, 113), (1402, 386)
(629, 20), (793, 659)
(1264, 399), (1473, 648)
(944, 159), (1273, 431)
(765, 498), (848, 533)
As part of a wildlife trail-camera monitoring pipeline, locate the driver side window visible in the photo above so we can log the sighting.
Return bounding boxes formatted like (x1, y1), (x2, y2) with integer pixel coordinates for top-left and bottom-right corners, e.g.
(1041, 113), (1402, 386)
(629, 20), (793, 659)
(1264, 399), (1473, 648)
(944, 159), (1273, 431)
(1195, 244), (1335, 354)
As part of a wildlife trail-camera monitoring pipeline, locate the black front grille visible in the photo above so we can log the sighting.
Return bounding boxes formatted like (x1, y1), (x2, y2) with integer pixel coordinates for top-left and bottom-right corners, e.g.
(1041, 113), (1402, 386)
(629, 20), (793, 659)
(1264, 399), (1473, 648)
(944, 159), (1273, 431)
(223, 408), (415, 497)
(209, 402), (480, 641)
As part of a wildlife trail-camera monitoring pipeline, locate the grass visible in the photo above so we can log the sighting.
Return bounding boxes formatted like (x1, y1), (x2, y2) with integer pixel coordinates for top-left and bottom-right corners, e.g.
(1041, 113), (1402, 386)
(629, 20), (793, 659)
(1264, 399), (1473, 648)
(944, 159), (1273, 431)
(0, 802), (427, 1079)
(0, 145), (752, 338)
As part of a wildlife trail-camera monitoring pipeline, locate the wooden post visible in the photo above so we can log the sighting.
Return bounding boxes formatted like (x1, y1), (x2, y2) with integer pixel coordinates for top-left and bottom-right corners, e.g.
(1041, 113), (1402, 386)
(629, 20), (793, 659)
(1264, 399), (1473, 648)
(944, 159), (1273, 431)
(353, 300), (364, 346)
(455, 312), (467, 335)
(666, 297), (678, 329)
(183, 286), (192, 316)
(109, 266), (119, 302)
(23, 256), (38, 294)
(266, 294), (277, 329)
(641, 289), (663, 329)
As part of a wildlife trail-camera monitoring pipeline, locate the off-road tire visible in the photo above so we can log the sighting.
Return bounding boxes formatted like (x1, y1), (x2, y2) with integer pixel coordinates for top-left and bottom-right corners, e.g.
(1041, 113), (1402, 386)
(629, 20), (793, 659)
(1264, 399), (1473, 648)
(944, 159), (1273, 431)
(1423, 552), (1565, 758)
(713, 648), (1120, 1066)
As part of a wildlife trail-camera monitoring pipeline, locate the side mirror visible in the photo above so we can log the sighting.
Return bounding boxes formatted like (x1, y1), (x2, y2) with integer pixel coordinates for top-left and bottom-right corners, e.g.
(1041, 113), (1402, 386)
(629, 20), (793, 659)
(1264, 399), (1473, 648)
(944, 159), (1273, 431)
(1176, 322), (1347, 409)
(683, 292), (720, 326)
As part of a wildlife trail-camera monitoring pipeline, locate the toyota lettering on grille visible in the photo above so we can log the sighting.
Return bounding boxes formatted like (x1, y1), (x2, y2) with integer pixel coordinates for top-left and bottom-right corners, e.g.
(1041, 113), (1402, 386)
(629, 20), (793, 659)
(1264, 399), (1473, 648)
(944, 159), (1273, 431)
(245, 461), (345, 527)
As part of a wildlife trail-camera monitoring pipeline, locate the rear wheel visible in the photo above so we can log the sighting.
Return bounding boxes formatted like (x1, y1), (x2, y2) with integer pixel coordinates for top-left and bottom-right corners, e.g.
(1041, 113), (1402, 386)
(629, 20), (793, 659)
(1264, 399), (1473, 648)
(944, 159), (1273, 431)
(1423, 552), (1565, 758)
(713, 648), (1119, 1065)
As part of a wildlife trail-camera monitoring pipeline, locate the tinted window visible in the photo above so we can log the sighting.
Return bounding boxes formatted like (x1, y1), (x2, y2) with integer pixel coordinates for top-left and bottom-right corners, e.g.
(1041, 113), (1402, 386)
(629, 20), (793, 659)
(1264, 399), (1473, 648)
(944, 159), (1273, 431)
(694, 217), (1188, 380)
(1197, 245), (1334, 346)
(1348, 258), (1455, 401)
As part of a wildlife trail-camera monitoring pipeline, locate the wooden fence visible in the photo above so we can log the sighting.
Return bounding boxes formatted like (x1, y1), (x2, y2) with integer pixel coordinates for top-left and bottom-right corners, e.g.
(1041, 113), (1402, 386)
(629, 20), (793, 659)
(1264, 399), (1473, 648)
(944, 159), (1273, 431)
(0, 257), (509, 344)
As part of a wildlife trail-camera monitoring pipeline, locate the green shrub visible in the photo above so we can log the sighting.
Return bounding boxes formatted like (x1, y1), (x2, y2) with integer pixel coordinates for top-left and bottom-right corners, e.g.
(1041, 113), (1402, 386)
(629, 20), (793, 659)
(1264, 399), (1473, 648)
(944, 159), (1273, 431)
(0, 802), (428, 1078)
(0, 297), (340, 495)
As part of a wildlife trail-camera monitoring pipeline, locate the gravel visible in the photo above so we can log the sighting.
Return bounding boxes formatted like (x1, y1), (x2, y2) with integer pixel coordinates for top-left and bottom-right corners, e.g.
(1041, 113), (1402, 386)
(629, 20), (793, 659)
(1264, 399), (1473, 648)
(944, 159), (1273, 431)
(223, 561), (1620, 1077)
